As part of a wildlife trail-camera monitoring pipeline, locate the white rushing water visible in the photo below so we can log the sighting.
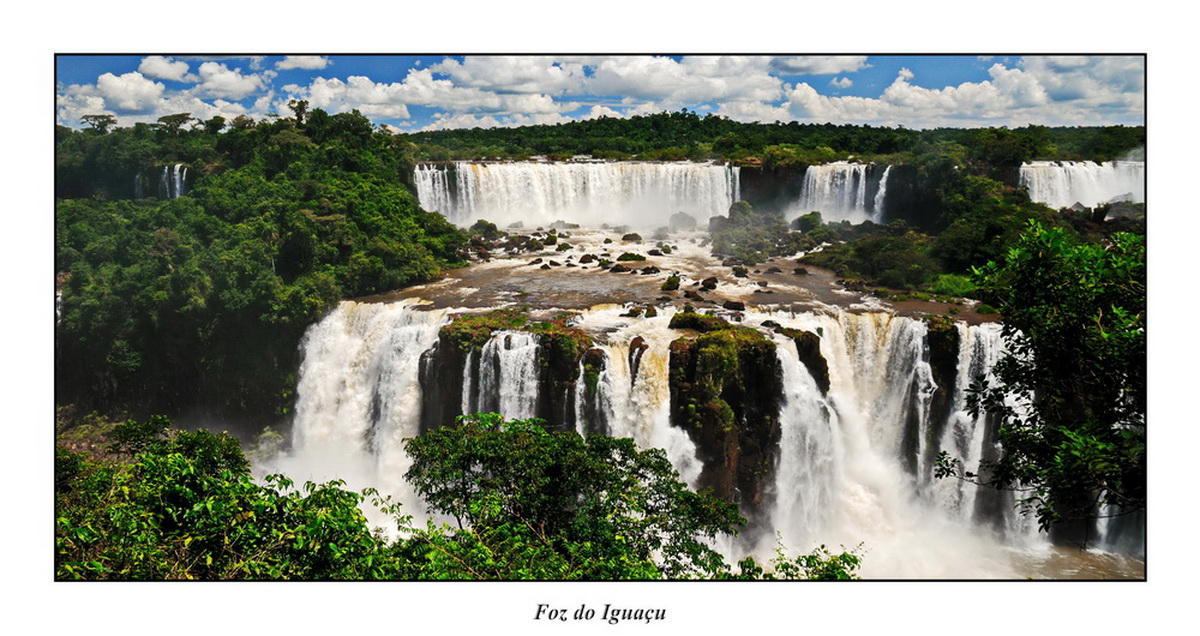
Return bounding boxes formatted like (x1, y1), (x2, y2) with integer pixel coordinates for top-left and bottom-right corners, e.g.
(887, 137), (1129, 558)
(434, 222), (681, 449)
(791, 161), (889, 224)
(266, 299), (1143, 577)
(414, 161), (740, 229)
(1019, 160), (1145, 209)
(159, 164), (187, 199)
(259, 299), (449, 528)
(475, 331), (540, 419)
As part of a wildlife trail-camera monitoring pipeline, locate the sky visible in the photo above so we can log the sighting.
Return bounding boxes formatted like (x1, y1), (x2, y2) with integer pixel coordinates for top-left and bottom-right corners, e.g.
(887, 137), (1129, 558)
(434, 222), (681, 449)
(18, 2), (1196, 631)
(55, 54), (1145, 132)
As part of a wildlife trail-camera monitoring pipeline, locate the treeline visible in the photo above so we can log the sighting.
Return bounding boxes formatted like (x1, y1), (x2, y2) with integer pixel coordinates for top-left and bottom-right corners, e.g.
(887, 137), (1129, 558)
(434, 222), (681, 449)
(55, 106), (467, 424)
(405, 109), (1144, 165)
(56, 414), (862, 581)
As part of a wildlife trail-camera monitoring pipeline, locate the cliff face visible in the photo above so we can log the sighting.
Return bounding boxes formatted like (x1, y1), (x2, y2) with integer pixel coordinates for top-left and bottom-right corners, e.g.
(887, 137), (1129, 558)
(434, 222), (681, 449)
(666, 317), (784, 531)
(420, 309), (592, 433)
(737, 165), (807, 217)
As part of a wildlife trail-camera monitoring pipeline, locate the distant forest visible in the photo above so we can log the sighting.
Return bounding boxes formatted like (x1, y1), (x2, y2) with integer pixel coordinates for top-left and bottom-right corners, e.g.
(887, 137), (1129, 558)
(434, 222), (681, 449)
(406, 109), (1144, 165)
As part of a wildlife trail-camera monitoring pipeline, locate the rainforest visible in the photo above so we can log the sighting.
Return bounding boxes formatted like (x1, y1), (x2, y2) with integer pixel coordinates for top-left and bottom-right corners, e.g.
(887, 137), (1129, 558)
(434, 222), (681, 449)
(55, 87), (1146, 582)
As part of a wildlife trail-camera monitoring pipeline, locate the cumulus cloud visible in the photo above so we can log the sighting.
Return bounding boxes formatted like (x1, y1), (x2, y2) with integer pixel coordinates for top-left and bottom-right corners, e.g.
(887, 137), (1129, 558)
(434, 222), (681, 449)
(419, 112), (506, 131)
(196, 62), (265, 100)
(430, 56), (585, 94)
(587, 56), (782, 105)
(582, 104), (625, 120)
(95, 72), (165, 112)
(771, 56), (870, 75)
(138, 56), (194, 82)
(276, 56), (331, 71)
(768, 57), (1142, 128)
(285, 67), (580, 123)
(55, 54), (1145, 131)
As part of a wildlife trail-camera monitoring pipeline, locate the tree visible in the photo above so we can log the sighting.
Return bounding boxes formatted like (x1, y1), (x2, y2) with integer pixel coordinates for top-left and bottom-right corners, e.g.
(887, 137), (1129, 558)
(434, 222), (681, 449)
(402, 413), (744, 579)
(81, 114), (117, 134)
(938, 221), (1145, 532)
(56, 419), (402, 580)
(154, 113), (194, 136)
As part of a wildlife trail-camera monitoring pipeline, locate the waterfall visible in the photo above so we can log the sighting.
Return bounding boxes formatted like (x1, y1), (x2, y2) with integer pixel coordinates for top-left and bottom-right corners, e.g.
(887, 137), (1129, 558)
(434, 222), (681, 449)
(413, 161), (740, 229)
(475, 331), (540, 419)
(268, 301), (1141, 576)
(872, 165), (891, 222)
(261, 299), (449, 526)
(158, 163), (188, 199)
(1019, 160), (1145, 209)
(753, 310), (1038, 577)
(792, 162), (890, 223)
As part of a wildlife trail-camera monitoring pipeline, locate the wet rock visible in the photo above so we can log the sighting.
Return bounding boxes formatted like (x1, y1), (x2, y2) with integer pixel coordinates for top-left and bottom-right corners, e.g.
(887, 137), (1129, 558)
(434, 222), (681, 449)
(723, 300), (746, 311)
(701, 277), (718, 290)
(670, 211), (698, 230)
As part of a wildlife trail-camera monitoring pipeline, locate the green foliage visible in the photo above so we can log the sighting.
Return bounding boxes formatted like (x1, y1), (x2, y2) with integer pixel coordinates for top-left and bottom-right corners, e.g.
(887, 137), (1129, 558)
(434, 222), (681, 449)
(803, 228), (938, 290)
(55, 110), (468, 420)
(668, 311), (732, 333)
(708, 201), (796, 265)
(616, 252), (646, 262)
(403, 110), (1140, 166)
(56, 419), (403, 580)
(661, 274), (681, 291)
(927, 273), (977, 298)
(727, 542), (863, 580)
(948, 221), (1145, 530)
(403, 414), (744, 579)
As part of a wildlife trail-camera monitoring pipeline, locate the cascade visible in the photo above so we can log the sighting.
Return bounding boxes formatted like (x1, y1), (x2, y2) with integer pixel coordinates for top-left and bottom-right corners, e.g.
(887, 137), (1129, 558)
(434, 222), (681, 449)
(474, 331), (540, 419)
(792, 162), (890, 224)
(1019, 160), (1145, 209)
(872, 165), (891, 222)
(157, 163), (188, 199)
(259, 299), (449, 525)
(413, 161), (740, 229)
(270, 300), (1140, 575)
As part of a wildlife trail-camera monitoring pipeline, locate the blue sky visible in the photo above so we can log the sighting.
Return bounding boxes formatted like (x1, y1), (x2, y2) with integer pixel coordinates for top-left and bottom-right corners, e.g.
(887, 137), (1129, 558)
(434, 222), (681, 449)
(55, 54), (1145, 132)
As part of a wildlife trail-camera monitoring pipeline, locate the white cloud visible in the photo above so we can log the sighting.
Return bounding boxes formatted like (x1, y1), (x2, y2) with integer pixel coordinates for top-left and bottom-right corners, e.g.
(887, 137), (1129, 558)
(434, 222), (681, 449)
(419, 112), (506, 131)
(582, 105), (625, 120)
(196, 61), (266, 100)
(286, 68), (580, 123)
(587, 56), (782, 105)
(771, 56), (870, 75)
(430, 56), (585, 94)
(277, 56), (331, 71)
(138, 56), (194, 82)
(830, 77), (853, 89)
(1019, 55), (1144, 102)
(95, 72), (165, 112)
(717, 100), (790, 123)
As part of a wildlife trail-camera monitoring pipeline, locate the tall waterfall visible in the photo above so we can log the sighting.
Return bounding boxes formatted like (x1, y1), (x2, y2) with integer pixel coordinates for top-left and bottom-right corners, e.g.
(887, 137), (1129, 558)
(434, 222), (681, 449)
(1019, 160), (1145, 209)
(413, 161), (740, 228)
(792, 162), (890, 223)
(259, 299), (449, 525)
(264, 299), (1128, 576)
(472, 331), (541, 419)
(158, 164), (188, 199)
